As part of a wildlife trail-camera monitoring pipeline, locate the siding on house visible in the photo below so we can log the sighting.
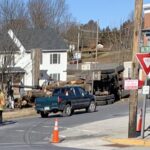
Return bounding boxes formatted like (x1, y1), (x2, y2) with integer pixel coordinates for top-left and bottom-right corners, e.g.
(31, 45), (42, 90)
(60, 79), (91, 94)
(39, 51), (67, 86)
(0, 28), (68, 87)
(14, 50), (67, 87)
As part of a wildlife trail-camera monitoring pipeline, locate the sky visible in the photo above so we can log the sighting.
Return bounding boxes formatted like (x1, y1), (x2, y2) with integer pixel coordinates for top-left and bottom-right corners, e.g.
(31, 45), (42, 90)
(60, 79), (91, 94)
(66, 0), (150, 29)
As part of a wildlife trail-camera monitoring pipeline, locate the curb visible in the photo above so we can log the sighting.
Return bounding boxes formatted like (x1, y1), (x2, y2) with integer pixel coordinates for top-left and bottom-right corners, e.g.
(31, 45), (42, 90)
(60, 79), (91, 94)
(3, 108), (37, 120)
(106, 138), (150, 147)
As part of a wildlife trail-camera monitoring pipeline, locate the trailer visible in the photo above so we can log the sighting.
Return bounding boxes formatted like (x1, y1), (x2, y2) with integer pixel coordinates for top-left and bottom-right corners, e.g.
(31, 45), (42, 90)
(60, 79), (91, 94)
(67, 63), (130, 106)
(91, 65), (123, 105)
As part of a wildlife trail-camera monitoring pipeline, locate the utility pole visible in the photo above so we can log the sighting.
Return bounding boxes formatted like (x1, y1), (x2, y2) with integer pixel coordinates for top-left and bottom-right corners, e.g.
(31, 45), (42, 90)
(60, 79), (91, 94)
(95, 20), (99, 62)
(128, 0), (143, 138)
(32, 48), (41, 87)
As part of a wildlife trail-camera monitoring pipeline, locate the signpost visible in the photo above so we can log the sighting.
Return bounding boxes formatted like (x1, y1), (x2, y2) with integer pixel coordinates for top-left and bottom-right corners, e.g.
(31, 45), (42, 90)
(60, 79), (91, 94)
(136, 53), (150, 138)
(142, 86), (150, 95)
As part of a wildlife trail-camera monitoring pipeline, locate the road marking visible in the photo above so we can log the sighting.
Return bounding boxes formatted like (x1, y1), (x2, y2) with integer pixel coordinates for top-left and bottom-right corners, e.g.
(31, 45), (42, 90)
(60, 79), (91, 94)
(0, 143), (48, 148)
(15, 129), (50, 135)
(15, 130), (25, 132)
(42, 125), (68, 129)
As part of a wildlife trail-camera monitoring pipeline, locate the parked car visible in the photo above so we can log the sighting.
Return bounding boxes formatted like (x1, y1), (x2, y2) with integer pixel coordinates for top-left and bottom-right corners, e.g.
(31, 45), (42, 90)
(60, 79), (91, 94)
(35, 86), (96, 118)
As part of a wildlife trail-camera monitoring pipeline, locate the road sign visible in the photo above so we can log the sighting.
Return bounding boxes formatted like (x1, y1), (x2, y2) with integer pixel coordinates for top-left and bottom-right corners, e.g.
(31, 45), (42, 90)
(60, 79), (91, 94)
(124, 79), (138, 90)
(92, 71), (101, 80)
(74, 52), (81, 59)
(136, 53), (150, 76)
(141, 46), (150, 53)
(142, 86), (150, 95)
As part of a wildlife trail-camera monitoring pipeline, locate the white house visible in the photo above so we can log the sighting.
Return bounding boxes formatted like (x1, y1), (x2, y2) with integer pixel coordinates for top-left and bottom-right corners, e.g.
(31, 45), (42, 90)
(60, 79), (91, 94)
(0, 28), (68, 87)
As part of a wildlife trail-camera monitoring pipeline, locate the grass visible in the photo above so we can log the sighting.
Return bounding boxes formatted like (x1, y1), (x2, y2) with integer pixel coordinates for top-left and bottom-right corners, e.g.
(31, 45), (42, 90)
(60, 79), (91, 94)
(82, 50), (132, 64)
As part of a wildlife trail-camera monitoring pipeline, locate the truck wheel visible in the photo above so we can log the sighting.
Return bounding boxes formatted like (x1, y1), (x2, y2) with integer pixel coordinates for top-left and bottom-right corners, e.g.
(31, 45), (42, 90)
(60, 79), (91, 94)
(40, 111), (48, 118)
(86, 101), (96, 113)
(62, 104), (72, 117)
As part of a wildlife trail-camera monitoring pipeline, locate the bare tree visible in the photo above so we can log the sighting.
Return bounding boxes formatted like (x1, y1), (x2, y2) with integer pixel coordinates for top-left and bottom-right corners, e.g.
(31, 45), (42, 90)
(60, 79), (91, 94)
(28, 0), (69, 30)
(0, 0), (28, 88)
(27, 0), (49, 28)
(0, 0), (29, 29)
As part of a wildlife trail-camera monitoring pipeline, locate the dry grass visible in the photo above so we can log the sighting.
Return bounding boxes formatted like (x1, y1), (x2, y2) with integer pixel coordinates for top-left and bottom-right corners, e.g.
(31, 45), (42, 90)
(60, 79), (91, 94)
(3, 108), (37, 120)
(82, 50), (132, 64)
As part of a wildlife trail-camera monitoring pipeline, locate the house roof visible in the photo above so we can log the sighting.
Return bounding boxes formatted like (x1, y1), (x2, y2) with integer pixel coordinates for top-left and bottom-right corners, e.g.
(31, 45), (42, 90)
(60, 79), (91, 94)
(0, 31), (18, 54)
(14, 28), (68, 50)
(0, 28), (68, 53)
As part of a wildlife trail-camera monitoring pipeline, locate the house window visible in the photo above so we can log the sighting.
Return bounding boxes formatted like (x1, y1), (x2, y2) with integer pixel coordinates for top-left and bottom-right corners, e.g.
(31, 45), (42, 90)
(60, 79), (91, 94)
(50, 73), (60, 81)
(40, 53), (42, 64)
(4, 55), (14, 66)
(50, 53), (60, 64)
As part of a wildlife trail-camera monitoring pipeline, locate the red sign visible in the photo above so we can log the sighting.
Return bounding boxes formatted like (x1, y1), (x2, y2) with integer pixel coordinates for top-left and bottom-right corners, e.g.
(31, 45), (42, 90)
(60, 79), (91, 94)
(136, 53), (150, 75)
(124, 79), (138, 90)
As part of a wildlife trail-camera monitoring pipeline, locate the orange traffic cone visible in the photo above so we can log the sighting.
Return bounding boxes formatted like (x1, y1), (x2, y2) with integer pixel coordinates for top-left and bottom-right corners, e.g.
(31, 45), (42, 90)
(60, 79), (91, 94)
(51, 118), (59, 143)
(136, 109), (142, 133)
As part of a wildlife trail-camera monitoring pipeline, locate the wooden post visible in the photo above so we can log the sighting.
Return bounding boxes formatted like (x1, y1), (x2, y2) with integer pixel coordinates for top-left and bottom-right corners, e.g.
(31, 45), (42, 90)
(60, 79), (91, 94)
(128, 0), (143, 138)
(32, 49), (41, 86)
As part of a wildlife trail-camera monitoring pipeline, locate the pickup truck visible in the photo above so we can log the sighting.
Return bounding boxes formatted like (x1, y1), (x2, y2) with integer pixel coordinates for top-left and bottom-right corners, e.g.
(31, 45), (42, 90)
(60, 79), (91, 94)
(35, 86), (96, 118)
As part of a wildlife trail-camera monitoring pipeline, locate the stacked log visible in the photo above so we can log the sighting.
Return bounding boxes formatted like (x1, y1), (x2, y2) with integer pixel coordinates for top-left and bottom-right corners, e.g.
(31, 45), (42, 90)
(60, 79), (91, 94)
(14, 80), (86, 109)
(68, 79), (84, 85)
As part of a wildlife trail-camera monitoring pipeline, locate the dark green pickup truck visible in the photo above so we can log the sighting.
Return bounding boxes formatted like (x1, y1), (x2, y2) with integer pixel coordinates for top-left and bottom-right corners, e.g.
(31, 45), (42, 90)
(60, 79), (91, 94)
(35, 86), (96, 118)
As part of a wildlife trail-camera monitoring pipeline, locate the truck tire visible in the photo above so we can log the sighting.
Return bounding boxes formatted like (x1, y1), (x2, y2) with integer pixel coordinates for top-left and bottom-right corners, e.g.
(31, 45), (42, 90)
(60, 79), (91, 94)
(62, 104), (72, 117)
(40, 111), (48, 118)
(86, 101), (96, 113)
(96, 100), (107, 106)
(107, 99), (114, 104)
(95, 95), (108, 106)
(95, 95), (107, 101)
(106, 94), (115, 105)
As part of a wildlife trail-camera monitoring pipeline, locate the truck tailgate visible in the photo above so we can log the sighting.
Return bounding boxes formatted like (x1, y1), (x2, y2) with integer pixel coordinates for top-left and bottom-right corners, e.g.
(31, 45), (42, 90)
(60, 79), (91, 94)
(35, 96), (58, 111)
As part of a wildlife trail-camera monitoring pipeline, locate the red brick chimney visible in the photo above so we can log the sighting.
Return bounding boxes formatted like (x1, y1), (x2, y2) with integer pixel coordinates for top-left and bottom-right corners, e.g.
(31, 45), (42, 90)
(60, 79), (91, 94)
(143, 4), (150, 28)
(143, 4), (150, 45)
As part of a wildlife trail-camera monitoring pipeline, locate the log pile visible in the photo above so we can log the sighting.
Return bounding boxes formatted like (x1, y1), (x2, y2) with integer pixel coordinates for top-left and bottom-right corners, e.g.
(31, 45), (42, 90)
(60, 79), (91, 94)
(14, 79), (86, 108)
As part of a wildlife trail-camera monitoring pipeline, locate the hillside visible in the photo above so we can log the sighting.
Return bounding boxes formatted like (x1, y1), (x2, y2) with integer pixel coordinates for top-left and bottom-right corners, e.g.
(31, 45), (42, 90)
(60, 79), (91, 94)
(82, 50), (132, 64)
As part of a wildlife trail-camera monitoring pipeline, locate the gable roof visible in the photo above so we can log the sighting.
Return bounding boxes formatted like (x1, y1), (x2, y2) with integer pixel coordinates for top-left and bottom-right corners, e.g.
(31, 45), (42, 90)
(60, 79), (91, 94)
(0, 31), (18, 54)
(0, 28), (68, 53)
(14, 28), (68, 50)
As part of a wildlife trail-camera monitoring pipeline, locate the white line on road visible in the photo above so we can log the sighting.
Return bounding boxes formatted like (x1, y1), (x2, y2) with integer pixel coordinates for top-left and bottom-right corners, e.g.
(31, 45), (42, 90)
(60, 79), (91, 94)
(15, 130), (25, 132)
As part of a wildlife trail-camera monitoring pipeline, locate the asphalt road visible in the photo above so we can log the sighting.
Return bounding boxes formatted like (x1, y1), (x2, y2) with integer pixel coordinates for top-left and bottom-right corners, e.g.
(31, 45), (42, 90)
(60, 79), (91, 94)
(0, 95), (149, 150)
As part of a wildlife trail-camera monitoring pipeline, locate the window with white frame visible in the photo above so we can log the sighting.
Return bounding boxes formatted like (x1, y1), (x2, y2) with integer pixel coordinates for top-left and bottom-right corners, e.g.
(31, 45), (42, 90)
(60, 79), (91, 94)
(50, 53), (60, 64)
(40, 53), (42, 64)
(50, 73), (60, 81)
(3, 55), (15, 66)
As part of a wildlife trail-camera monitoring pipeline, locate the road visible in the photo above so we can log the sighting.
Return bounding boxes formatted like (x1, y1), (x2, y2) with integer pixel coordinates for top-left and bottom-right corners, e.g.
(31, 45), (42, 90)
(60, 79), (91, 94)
(0, 96), (148, 150)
